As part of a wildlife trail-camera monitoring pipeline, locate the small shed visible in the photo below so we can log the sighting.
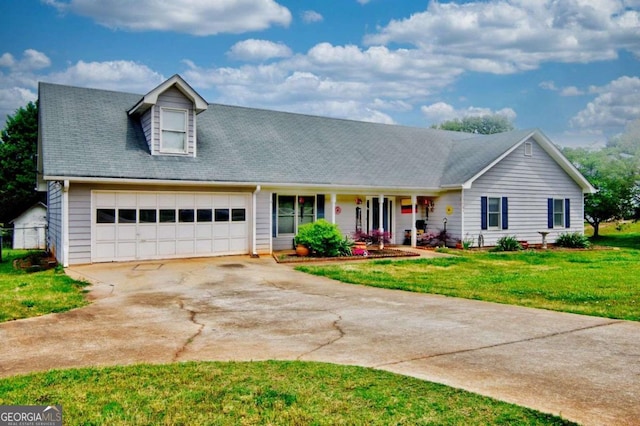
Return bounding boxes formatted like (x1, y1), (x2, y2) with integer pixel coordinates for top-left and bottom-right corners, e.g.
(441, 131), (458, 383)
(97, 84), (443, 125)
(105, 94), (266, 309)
(10, 202), (47, 249)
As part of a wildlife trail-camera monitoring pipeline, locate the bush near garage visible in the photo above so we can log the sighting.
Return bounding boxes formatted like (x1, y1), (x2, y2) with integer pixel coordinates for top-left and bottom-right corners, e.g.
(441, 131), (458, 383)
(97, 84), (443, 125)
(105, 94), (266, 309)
(294, 220), (352, 257)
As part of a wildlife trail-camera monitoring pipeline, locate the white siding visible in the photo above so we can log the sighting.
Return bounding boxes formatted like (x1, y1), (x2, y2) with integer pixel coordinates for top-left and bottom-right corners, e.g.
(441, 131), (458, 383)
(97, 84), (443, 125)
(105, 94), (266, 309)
(334, 195), (360, 238)
(153, 87), (195, 156)
(68, 185), (92, 264)
(47, 182), (62, 262)
(255, 190), (271, 253)
(463, 138), (584, 247)
(432, 191), (463, 245)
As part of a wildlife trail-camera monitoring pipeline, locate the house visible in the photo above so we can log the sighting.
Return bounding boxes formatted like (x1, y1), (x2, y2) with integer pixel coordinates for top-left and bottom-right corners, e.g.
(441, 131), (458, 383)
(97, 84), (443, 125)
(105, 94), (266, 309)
(10, 202), (47, 250)
(37, 75), (596, 266)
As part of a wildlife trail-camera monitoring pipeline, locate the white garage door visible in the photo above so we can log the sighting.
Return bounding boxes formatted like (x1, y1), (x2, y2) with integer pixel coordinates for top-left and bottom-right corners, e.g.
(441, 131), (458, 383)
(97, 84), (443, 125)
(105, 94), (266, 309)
(92, 191), (250, 262)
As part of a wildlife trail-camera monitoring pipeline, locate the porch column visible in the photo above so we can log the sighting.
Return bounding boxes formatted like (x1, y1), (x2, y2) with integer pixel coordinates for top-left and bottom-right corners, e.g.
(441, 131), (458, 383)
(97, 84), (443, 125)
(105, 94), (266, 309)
(411, 195), (417, 248)
(330, 193), (337, 224)
(378, 194), (384, 249)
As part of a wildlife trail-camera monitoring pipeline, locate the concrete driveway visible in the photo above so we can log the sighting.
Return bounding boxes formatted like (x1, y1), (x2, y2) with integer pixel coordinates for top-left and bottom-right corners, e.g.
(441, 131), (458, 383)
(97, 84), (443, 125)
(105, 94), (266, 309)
(1, 255), (638, 425)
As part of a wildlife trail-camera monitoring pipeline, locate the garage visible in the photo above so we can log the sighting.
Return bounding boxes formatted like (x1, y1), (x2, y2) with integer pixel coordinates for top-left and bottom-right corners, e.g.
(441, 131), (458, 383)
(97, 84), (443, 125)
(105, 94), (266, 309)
(92, 191), (250, 262)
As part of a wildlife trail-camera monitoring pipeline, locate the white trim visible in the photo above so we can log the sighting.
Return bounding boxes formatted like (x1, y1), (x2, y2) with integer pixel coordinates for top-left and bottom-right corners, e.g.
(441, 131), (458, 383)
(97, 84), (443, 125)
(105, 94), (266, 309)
(62, 180), (69, 267)
(524, 141), (533, 156)
(252, 185), (260, 256)
(411, 194), (417, 247)
(128, 74), (208, 115)
(192, 109), (197, 158)
(330, 193), (337, 224)
(42, 175), (442, 194)
(150, 105), (156, 155)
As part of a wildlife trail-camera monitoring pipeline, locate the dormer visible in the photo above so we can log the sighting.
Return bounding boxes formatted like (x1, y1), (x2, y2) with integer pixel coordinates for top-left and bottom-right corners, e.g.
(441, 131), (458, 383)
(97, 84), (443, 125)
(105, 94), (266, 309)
(128, 74), (208, 157)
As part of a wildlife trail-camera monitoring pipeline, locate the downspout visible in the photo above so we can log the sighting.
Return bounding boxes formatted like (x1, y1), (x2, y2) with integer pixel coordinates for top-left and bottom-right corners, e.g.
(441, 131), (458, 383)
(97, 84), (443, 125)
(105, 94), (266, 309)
(252, 185), (261, 257)
(62, 180), (69, 267)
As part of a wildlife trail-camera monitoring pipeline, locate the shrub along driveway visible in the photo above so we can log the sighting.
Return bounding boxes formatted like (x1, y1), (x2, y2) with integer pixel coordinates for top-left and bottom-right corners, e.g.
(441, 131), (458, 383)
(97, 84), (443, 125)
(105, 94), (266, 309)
(1, 255), (638, 426)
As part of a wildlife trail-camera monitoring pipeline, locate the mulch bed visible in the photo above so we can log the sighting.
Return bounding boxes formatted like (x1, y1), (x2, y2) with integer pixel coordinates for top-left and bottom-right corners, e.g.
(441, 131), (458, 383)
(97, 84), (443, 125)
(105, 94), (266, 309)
(274, 248), (421, 263)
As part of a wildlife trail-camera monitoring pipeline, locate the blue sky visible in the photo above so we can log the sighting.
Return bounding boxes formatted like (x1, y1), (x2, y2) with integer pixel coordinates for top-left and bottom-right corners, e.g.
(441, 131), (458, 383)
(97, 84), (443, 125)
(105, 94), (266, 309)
(1, 0), (639, 148)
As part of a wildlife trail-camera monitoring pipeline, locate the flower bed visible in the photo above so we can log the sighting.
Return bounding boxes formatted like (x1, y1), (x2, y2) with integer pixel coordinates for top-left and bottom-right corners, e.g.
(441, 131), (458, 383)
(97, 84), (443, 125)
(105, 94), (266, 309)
(274, 248), (420, 263)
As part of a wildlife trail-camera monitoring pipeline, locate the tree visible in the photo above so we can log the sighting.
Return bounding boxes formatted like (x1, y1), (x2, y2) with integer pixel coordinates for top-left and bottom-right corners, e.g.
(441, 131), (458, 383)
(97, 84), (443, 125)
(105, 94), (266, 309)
(563, 146), (637, 237)
(0, 101), (41, 224)
(432, 114), (514, 135)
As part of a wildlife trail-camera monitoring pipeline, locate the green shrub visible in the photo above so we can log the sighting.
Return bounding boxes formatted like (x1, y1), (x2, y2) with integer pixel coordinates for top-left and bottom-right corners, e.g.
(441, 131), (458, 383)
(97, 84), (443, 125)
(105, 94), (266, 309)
(556, 232), (590, 248)
(494, 236), (522, 252)
(294, 220), (351, 257)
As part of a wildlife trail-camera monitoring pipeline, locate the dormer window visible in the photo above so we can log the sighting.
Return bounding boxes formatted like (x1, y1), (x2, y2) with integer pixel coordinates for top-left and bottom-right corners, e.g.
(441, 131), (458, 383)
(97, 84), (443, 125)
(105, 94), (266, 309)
(129, 75), (208, 157)
(160, 107), (188, 154)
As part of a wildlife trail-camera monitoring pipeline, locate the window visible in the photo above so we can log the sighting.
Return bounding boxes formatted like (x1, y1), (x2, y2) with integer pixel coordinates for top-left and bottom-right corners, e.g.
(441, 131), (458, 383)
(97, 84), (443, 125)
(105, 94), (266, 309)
(215, 209), (230, 222)
(524, 141), (533, 156)
(481, 196), (508, 230)
(553, 199), (564, 227)
(96, 209), (116, 223)
(547, 198), (570, 229)
(178, 209), (195, 223)
(232, 208), (246, 222)
(139, 209), (157, 223)
(118, 209), (137, 223)
(197, 209), (212, 222)
(161, 108), (187, 153)
(159, 209), (176, 223)
(488, 198), (501, 228)
(277, 195), (315, 235)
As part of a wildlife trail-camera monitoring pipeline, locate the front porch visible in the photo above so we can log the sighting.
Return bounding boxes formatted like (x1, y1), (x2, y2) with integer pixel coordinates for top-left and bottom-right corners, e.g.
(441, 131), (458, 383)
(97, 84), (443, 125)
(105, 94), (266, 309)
(270, 192), (451, 251)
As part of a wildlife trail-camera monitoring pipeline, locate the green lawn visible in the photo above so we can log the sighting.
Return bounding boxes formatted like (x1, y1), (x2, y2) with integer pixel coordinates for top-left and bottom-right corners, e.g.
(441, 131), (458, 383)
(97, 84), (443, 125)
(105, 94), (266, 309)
(0, 249), (89, 322)
(586, 220), (640, 249)
(0, 361), (575, 425)
(296, 225), (640, 321)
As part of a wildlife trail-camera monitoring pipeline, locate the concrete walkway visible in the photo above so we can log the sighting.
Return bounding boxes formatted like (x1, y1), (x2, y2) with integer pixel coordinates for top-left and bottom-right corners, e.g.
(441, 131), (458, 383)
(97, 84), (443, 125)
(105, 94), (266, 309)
(1, 254), (638, 425)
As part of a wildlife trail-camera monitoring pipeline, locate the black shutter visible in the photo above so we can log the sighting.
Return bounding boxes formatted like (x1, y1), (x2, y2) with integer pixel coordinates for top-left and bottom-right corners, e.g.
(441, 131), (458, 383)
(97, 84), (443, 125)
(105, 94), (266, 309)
(501, 197), (508, 230)
(565, 198), (570, 228)
(317, 194), (325, 219)
(272, 193), (277, 237)
(481, 196), (488, 230)
(547, 198), (554, 229)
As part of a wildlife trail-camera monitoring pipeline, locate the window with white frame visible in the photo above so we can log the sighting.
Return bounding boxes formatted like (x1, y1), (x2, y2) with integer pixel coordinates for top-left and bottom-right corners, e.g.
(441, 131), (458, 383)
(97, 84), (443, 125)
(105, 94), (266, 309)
(488, 197), (501, 228)
(160, 108), (187, 153)
(524, 141), (533, 156)
(553, 199), (565, 227)
(277, 195), (315, 235)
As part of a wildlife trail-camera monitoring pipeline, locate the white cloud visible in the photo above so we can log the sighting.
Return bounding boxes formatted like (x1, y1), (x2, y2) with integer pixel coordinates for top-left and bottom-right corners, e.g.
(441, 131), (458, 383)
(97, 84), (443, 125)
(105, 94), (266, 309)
(539, 80), (585, 96)
(44, 0), (292, 35)
(227, 39), (293, 62)
(570, 75), (640, 130)
(47, 60), (165, 92)
(0, 87), (37, 119)
(560, 86), (585, 96)
(539, 81), (558, 91)
(364, 1), (640, 73)
(301, 10), (323, 23)
(182, 41), (467, 121)
(420, 102), (516, 125)
(0, 49), (51, 71)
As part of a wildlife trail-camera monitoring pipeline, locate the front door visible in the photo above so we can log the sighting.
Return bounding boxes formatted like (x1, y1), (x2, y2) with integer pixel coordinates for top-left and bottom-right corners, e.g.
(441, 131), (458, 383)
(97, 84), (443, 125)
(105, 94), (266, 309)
(367, 197), (393, 236)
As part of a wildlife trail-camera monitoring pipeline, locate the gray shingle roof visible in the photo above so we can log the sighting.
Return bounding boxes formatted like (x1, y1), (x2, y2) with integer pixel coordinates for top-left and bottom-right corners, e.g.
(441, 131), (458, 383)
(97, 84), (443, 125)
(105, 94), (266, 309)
(39, 82), (534, 190)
